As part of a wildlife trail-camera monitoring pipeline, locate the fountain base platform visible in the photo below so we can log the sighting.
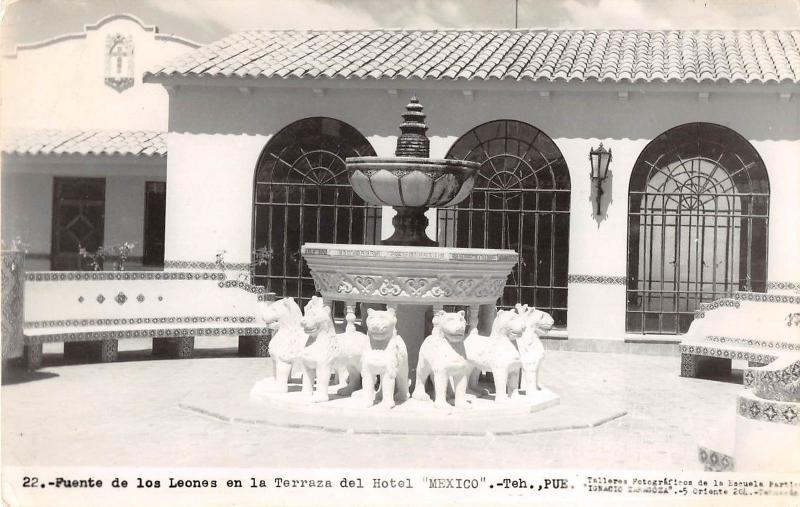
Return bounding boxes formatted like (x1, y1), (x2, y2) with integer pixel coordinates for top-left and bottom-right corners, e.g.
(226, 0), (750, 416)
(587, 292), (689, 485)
(177, 367), (627, 436)
(249, 377), (560, 418)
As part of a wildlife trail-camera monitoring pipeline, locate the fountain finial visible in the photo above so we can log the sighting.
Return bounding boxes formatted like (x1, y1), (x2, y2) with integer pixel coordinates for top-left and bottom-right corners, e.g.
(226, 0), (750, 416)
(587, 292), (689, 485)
(395, 95), (430, 158)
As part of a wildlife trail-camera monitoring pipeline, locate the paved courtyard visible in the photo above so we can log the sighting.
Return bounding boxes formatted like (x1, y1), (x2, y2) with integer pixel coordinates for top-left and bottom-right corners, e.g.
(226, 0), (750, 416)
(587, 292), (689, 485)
(2, 338), (742, 470)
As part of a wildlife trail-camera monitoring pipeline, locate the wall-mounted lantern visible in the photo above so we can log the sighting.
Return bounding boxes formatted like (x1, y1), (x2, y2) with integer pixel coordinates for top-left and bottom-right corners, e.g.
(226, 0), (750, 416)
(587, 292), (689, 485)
(589, 143), (612, 215)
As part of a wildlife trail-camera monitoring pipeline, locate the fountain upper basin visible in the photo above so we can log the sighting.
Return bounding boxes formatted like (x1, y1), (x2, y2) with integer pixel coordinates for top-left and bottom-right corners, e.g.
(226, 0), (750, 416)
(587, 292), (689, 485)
(347, 157), (480, 208)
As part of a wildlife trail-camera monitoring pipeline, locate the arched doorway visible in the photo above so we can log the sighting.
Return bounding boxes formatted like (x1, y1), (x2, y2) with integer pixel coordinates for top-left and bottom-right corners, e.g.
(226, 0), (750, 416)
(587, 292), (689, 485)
(252, 117), (380, 303)
(439, 120), (571, 327)
(626, 122), (770, 334)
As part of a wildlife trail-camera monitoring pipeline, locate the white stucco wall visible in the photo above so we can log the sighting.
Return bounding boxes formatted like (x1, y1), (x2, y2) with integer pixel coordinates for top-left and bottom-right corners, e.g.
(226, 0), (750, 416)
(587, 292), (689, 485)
(1, 158), (166, 270)
(0, 14), (194, 271)
(1, 14), (197, 132)
(163, 82), (800, 338)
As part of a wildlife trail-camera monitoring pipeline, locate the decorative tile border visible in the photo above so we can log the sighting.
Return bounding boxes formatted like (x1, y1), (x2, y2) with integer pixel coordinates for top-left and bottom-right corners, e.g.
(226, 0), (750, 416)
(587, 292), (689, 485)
(679, 343), (779, 365)
(698, 446), (735, 472)
(733, 292), (800, 305)
(695, 298), (741, 318)
(164, 260), (250, 271)
(567, 274), (626, 285)
(25, 315), (257, 329)
(26, 271), (225, 282)
(218, 280), (267, 294)
(704, 336), (800, 352)
(24, 326), (270, 344)
(737, 391), (799, 426)
(747, 359), (800, 402)
(767, 281), (800, 292)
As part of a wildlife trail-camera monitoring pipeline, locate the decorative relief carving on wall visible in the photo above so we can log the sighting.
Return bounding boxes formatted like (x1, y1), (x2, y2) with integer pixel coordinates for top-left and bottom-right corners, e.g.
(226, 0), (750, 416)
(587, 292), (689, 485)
(105, 33), (134, 92)
(567, 274), (627, 285)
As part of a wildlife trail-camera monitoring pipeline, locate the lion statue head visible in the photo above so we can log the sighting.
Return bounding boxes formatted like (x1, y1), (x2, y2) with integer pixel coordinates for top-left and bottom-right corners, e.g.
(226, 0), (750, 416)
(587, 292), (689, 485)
(366, 308), (397, 342)
(515, 304), (554, 335)
(433, 310), (467, 343)
(490, 309), (527, 341)
(262, 297), (303, 330)
(300, 296), (335, 338)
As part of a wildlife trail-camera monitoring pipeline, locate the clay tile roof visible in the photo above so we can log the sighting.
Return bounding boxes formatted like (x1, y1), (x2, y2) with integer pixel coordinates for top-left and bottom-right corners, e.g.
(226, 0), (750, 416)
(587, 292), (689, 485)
(144, 28), (800, 85)
(2, 130), (167, 157)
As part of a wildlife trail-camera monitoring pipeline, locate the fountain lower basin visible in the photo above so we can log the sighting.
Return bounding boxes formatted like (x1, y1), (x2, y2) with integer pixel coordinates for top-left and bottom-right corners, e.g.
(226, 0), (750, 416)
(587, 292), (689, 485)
(302, 242), (519, 377)
(302, 243), (517, 306)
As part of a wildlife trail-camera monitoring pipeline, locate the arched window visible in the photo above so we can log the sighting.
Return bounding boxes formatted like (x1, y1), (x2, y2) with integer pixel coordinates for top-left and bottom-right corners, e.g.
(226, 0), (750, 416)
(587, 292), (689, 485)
(439, 120), (571, 326)
(252, 118), (380, 302)
(627, 122), (770, 334)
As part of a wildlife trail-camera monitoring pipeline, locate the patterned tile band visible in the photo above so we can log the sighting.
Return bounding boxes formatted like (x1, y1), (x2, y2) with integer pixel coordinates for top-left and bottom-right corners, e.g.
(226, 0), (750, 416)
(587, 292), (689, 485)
(698, 446), (735, 472)
(25, 315), (257, 329)
(218, 280), (267, 294)
(694, 298), (742, 318)
(567, 274), (627, 285)
(24, 326), (270, 344)
(704, 336), (800, 351)
(733, 292), (800, 305)
(767, 281), (800, 292)
(164, 260), (251, 271)
(737, 392), (799, 426)
(25, 271), (225, 282)
(745, 358), (800, 402)
(679, 343), (779, 364)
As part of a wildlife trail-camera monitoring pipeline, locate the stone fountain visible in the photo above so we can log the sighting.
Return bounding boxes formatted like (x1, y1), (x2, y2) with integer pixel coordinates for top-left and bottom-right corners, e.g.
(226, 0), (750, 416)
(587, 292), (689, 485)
(302, 97), (519, 382)
(251, 97), (560, 421)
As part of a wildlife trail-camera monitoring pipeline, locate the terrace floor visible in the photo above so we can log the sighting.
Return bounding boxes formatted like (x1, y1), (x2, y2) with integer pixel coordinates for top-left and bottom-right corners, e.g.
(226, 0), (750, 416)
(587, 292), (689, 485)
(2, 337), (742, 470)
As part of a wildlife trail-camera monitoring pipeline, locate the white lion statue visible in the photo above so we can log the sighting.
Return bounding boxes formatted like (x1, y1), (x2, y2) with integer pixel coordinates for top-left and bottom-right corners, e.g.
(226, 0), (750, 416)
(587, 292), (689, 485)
(514, 303), (554, 393)
(299, 297), (369, 403)
(360, 308), (410, 409)
(411, 310), (472, 409)
(465, 309), (527, 402)
(262, 297), (307, 393)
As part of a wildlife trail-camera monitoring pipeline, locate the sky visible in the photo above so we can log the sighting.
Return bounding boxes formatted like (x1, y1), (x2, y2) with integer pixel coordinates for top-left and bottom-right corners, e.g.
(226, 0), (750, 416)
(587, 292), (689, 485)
(2, 0), (800, 51)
